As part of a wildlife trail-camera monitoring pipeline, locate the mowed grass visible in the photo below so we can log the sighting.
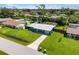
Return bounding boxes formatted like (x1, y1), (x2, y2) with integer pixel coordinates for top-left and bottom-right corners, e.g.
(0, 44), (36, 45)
(0, 27), (41, 45)
(39, 26), (79, 55)
(0, 51), (8, 55)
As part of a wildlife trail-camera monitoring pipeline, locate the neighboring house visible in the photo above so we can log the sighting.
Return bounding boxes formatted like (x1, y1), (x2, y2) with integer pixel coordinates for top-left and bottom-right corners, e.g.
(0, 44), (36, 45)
(2, 20), (25, 29)
(27, 23), (57, 35)
(23, 12), (32, 16)
(44, 22), (57, 25)
(51, 15), (58, 19)
(0, 18), (12, 23)
(66, 23), (79, 39)
(50, 14), (60, 19)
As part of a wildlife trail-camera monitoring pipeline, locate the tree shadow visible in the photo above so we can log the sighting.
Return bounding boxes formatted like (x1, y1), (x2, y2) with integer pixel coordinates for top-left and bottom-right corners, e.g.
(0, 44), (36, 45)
(54, 28), (66, 34)
(0, 33), (29, 43)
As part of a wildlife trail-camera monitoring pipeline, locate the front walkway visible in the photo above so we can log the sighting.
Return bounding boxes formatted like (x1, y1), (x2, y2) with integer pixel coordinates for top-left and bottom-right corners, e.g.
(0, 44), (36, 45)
(27, 35), (47, 50)
(0, 37), (43, 55)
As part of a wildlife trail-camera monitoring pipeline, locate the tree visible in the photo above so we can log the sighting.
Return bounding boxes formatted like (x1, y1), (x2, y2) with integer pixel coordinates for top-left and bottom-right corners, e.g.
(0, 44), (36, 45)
(0, 7), (15, 18)
(61, 8), (75, 16)
(36, 4), (46, 15)
(36, 4), (47, 23)
(69, 15), (79, 24)
(57, 16), (69, 26)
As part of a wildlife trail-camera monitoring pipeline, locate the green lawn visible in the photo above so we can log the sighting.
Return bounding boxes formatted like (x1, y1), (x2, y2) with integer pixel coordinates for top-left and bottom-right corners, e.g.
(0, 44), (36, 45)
(55, 26), (64, 30)
(0, 27), (41, 45)
(0, 51), (8, 55)
(26, 20), (34, 23)
(39, 26), (79, 55)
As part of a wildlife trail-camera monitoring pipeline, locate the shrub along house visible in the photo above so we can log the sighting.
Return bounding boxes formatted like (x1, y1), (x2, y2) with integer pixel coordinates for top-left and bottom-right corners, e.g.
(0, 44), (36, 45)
(27, 23), (57, 35)
(2, 20), (25, 29)
(66, 23), (79, 39)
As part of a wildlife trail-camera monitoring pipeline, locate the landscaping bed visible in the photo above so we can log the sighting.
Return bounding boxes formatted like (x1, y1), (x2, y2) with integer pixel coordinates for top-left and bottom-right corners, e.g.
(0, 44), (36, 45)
(0, 27), (41, 45)
(39, 26), (79, 55)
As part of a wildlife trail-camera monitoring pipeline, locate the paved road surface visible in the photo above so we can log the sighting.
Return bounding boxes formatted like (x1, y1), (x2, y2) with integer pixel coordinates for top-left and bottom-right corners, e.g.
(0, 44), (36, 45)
(0, 37), (43, 55)
(27, 35), (47, 50)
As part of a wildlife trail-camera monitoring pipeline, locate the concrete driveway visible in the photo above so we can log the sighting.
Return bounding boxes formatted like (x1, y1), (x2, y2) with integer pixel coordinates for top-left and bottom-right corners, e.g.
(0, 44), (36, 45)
(27, 35), (47, 50)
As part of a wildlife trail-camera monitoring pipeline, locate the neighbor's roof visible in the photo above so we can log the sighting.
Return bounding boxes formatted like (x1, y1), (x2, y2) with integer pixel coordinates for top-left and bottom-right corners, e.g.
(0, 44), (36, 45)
(0, 18), (12, 22)
(67, 27), (79, 35)
(2, 20), (24, 27)
(69, 23), (79, 27)
(27, 23), (56, 31)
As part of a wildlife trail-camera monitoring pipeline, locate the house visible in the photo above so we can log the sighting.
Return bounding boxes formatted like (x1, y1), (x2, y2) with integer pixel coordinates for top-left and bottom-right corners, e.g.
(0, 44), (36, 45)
(66, 23), (79, 39)
(50, 14), (60, 19)
(51, 15), (58, 19)
(0, 18), (12, 23)
(44, 22), (57, 25)
(2, 20), (25, 29)
(27, 23), (57, 35)
(23, 12), (32, 16)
